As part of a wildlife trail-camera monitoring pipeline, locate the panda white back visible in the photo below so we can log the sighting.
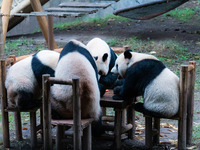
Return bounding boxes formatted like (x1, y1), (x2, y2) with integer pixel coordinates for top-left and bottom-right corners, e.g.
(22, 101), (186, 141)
(51, 40), (101, 120)
(5, 50), (60, 110)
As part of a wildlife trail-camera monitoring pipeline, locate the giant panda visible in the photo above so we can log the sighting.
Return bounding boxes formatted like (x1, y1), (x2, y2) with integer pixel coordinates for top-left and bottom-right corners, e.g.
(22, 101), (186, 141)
(5, 50), (59, 110)
(50, 40), (101, 120)
(111, 50), (179, 118)
(87, 37), (118, 97)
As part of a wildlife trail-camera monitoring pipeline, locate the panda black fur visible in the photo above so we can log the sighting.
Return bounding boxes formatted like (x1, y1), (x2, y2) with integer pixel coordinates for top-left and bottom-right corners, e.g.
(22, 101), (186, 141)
(111, 50), (179, 118)
(5, 50), (59, 110)
(50, 40), (101, 120)
(87, 37), (118, 97)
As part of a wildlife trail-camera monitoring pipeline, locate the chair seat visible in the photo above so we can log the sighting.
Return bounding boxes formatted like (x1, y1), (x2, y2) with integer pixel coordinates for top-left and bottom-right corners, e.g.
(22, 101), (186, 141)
(51, 118), (94, 129)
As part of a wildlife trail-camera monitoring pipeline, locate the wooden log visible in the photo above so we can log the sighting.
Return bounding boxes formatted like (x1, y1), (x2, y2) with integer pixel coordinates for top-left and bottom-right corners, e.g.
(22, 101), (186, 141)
(47, 15), (55, 50)
(14, 112), (23, 141)
(127, 103), (135, 140)
(178, 65), (188, 149)
(102, 116), (114, 122)
(114, 108), (122, 150)
(145, 116), (152, 148)
(30, 111), (37, 148)
(0, 60), (10, 148)
(56, 125), (64, 150)
(186, 61), (196, 145)
(73, 77), (82, 150)
(30, 0), (57, 49)
(82, 124), (92, 150)
(15, 53), (34, 62)
(59, 2), (111, 8)
(1, 0), (13, 46)
(0, 15), (4, 58)
(46, 7), (98, 14)
(153, 118), (160, 145)
(42, 74), (52, 150)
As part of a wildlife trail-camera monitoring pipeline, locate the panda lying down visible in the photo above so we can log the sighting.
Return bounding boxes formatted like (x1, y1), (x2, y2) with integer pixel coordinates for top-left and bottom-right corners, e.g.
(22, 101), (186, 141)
(111, 50), (179, 118)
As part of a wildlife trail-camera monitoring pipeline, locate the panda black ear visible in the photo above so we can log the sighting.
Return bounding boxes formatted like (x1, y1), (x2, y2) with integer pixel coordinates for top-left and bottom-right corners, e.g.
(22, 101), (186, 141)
(102, 53), (108, 62)
(94, 56), (98, 60)
(124, 50), (132, 59)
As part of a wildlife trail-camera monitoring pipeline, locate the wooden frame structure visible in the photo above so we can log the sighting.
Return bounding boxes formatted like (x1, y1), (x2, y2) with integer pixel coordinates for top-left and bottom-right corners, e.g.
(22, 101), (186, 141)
(144, 61), (196, 149)
(42, 74), (94, 150)
(0, 57), (43, 149)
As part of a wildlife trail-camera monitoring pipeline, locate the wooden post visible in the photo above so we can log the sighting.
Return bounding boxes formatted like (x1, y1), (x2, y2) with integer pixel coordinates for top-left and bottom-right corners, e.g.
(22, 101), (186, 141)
(56, 125), (64, 150)
(186, 61), (196, 145)
(83, 124), (92, 150)
(145, 116), (152, 148)
(127, 103), (135, 140)
(73, 77), (81, 150)
(42, 74), (52, 150)
(47, 15), (55, 50)
(153, 117), (160, 145)
(1, 0), (13, 47)
(114, 108), (122, 150)
(178, 65), (188, 149)
(30, 0), (57, 48)
(14, 112), (23, 141)
(30, 112), (37, 148)
(0, 60), (10, 148)
(0, 14), (4, 58)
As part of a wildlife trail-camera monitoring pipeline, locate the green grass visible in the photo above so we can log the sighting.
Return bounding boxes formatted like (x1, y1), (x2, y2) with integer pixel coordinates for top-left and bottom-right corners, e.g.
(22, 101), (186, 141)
(53, 14), (131, 31)
(193, 124), (200, 144)
(164, 8), (197, 21)
(5, 38), (47, 56)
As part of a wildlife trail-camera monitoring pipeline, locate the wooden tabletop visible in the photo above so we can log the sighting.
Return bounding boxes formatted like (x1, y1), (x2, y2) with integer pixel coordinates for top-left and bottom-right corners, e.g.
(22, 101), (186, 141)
(100, 90), (134, 109)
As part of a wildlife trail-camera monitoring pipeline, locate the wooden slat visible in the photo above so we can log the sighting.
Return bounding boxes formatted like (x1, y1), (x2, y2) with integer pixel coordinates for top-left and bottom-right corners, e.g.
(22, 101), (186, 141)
(51, 119), (93, 128)
(59, 2), (111, 8)
(46, 7), (98, 14)
(5, 105), (41, 112)
(13, 12), (84, 17)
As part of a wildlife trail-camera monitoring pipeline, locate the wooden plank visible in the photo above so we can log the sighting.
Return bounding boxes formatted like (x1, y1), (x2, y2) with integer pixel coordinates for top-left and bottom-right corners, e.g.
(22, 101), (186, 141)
(46, 7), (98, 14)
(59, 2), (111, 8)
(83, 124), (92, 150)
(1, 0), (13, 47)
(114, 108), (122, 150)
(178, 65), (188, 149)
(12, 12), (84, 17)
(14, 112), (23, 141)
(145, 116), (153, 148)
(42, 74), (52, 150)
(5, 105), (41, 112)
(56, 125), (64, 150)
(73, 77), (82, 150)
(0, 15), (4, 58)
(186, 61), (196, 145)
(0, 60), (10, 148)
(30, 0), (58, 49)
(30, 112), (37, 148)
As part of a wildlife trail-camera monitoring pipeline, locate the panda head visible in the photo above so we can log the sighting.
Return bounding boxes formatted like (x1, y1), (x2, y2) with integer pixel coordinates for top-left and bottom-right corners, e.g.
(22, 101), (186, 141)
(111, 50), (158, 78)
(87, 38), (111, 76)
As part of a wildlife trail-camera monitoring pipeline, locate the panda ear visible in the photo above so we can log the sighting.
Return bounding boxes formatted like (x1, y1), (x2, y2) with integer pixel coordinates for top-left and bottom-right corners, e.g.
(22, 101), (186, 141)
(124, 50), (132, 59)
(102, 53), (108, 62)
(94, 56), (98, 60)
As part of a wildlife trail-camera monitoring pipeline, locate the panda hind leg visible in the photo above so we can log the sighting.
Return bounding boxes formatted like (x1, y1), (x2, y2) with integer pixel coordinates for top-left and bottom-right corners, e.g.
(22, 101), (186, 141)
(51, 104), (63, 119)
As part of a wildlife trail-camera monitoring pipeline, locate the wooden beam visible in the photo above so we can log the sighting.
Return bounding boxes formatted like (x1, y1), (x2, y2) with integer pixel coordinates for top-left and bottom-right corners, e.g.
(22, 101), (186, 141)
(1, 0), (13, 47)
(0, 15), (4, 58)
(30, 0), (57, 49)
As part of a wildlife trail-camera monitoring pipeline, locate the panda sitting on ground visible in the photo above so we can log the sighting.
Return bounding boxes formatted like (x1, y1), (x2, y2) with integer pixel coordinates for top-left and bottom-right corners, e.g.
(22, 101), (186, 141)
(111, 50), (179, 118)
(50, 40), (101, 120)
(87, 37), (118, 97)
(5, 50), (59, 110)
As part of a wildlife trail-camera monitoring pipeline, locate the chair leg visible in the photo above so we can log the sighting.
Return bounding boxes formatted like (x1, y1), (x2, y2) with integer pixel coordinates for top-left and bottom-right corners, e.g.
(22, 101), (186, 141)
(30, 111), (37, 148)
(40, 108), (43, 140)
(56, 125), (64, 150)
(114, 108), (122, 150)
(83, 124), (92, 150)
(127, 104), (135, 140)
(145, 116), (153, 148)
(153, 118), (160, 145)
(14, 112), (23, 141)
(1, 111), (10, 148)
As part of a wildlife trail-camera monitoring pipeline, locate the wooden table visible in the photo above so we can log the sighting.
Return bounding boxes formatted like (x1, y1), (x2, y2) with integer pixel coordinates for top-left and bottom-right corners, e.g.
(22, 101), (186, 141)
(100, 90), (135, 150)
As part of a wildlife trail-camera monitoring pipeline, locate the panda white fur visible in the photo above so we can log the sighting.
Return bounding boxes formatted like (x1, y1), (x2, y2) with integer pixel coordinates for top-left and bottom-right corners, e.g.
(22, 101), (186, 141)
(50, 40), (101, 120)
(5, 50), (59, 110)
(87, 37), (118, 97)
(111, 50), (179, 118)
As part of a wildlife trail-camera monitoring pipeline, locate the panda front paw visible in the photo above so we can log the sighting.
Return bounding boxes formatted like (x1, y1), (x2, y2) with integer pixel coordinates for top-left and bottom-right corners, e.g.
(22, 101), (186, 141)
(114, 79), (125, 86)
(113, 86), (122, 94)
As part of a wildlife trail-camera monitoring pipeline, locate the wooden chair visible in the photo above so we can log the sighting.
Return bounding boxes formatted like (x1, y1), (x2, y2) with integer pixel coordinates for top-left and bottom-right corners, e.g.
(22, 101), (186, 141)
(100, 90), (136, 150)
(0, 57), (43, 149)
(144, 61), (196, 149)
(42, 74), (94, 150)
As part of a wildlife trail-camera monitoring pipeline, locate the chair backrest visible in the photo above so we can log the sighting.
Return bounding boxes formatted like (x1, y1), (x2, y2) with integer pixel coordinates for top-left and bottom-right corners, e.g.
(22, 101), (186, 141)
(42, 74), (80, 150)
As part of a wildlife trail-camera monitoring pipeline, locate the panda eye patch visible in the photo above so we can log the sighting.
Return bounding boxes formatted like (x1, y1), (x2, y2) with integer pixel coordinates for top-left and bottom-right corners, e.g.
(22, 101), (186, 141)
(116, 64), (118, 70)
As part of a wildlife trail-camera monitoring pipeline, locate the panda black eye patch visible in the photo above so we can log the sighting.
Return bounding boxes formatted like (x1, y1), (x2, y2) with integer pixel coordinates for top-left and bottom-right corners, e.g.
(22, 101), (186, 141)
(103, 53), (108, 62)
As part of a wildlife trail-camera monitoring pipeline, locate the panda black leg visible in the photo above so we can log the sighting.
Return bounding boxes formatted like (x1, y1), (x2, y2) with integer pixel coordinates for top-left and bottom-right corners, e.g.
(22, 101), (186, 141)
(134, 102), (145, 113)
(51, 105), (62, 119)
